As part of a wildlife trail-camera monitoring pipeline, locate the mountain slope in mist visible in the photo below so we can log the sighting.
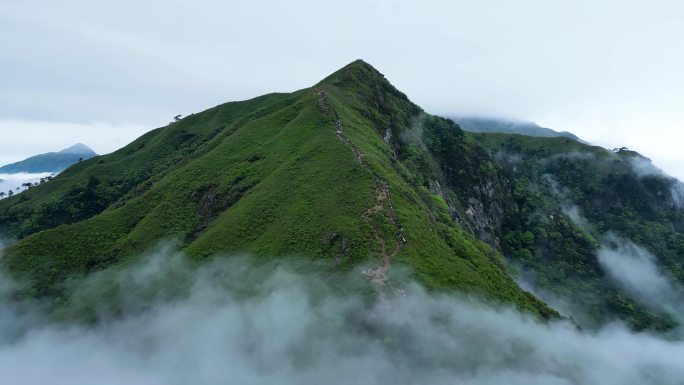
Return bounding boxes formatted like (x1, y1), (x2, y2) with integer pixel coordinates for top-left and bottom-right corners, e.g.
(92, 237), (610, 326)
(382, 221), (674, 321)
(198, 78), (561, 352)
(470, 132), (684, 330)
(456, 117), (584, 142)
(3, 249), (683, 385)
(0, 61), (554, 318)
(2, 61), (683, 333)
(0, 143), (96, 174)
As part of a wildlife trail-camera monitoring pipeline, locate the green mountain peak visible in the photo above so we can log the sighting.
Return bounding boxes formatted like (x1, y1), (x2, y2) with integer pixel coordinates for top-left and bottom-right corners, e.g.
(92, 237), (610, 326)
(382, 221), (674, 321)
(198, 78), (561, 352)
(1, 61), (682, 332)
(0, 61), (554, 320)
(318, 59), (381, 84)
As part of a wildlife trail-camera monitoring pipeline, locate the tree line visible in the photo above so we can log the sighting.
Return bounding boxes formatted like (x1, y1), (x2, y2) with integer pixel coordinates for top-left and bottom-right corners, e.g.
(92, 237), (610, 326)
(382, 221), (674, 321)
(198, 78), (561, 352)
(0, 176), (53, 199)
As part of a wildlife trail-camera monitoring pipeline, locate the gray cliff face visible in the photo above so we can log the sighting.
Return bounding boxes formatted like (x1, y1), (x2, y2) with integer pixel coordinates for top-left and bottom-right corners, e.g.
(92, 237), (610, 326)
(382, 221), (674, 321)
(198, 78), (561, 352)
(429, 173), (511, 250)
(463, 178), (508, 248)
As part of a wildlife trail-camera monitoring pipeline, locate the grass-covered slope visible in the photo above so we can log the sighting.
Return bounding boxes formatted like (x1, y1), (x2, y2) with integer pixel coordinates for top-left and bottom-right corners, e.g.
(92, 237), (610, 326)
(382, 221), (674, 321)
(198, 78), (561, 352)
(0, 93), (296, 238)
(469, 132), (684, 330)
(0, 61), (555, 319)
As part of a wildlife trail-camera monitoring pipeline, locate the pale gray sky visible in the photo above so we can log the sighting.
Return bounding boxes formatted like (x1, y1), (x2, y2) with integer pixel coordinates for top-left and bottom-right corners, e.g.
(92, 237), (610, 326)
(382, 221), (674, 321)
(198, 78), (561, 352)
(1, 0), (682, 179)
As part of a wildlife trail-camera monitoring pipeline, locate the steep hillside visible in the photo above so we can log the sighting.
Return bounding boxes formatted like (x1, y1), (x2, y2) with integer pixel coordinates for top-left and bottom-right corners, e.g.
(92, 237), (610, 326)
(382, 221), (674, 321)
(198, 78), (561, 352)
(0, 143), (97, 173)
(470, 132), (684, 330)
(0, 61), (555, 319)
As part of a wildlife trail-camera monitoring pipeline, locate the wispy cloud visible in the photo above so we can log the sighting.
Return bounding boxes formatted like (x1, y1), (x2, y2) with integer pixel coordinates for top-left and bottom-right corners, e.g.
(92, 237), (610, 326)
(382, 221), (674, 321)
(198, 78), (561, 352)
(625, 155), (684, 210)
(597, 234), (684, 319)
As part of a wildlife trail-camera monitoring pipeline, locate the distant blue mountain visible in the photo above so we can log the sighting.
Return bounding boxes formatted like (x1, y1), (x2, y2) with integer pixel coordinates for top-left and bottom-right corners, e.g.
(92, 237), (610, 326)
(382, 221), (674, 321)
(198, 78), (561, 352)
(454, 117), (585, 143)
(0, 143), (97, 173)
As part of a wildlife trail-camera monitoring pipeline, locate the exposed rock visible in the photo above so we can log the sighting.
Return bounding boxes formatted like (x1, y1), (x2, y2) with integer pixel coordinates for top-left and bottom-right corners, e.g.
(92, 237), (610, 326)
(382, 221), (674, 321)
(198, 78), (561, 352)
(341, 238), (350, 255)
(329, 231), (339, 246)
(383, 128), (393, 144)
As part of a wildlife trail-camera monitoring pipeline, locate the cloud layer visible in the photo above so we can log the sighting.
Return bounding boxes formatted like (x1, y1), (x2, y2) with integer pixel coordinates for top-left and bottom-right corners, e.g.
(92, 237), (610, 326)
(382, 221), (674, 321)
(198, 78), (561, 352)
(1, 245), (684, 385)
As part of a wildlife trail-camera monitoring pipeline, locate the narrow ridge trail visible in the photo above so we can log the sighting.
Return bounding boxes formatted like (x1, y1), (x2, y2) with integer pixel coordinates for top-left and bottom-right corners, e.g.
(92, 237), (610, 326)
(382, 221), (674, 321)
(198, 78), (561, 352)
(317, 90), (406, 300)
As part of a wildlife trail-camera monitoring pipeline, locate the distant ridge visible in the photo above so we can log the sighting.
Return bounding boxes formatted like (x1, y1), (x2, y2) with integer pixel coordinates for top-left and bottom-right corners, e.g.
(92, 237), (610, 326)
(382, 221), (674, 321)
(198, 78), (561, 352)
(59, 143), (95, 154)
(0, 143), (97, 173)
(454, 117), (585, 142)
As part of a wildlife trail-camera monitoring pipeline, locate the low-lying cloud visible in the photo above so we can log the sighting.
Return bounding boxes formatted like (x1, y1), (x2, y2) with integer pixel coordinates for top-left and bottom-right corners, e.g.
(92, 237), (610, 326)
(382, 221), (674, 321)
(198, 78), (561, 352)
(539, 173), (591, 230)
(597, 234), (684, 320)
(626, 156), (684, 210)
(627, 155), (665, 179)
(1, 245), (684, 384)
(0, 173), (54, 198)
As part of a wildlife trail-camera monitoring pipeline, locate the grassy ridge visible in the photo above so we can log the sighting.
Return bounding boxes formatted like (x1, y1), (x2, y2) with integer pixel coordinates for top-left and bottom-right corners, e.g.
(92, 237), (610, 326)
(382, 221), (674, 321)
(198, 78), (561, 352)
(0, 61), (556, 319)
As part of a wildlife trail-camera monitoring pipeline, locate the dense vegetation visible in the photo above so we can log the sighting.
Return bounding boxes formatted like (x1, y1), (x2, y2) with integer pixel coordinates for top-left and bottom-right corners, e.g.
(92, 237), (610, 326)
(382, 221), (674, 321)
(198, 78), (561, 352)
(471, 133), (684, 330)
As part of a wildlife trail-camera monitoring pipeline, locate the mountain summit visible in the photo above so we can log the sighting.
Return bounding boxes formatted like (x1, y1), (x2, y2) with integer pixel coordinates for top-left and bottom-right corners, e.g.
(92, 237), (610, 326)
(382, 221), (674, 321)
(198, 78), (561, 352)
(0, 61), (553, 318)
(59, 143), (96, 155)
(0, 143), (97, 174)
(0, 61), (682, 330)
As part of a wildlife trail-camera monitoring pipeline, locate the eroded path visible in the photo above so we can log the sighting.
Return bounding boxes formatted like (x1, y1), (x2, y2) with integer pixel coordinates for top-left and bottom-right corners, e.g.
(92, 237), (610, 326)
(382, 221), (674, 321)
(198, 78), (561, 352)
(317, 90), (406, 300)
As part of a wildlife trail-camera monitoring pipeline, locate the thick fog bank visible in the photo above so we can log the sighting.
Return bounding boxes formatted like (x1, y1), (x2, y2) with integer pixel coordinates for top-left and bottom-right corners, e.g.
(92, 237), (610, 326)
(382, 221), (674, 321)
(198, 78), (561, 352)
(0, 246), (684, 385)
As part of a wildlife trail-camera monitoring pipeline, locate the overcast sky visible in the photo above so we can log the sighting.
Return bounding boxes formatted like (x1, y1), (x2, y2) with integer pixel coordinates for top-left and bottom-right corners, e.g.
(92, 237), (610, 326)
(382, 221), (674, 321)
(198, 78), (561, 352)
(1, 0), (682, 179)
